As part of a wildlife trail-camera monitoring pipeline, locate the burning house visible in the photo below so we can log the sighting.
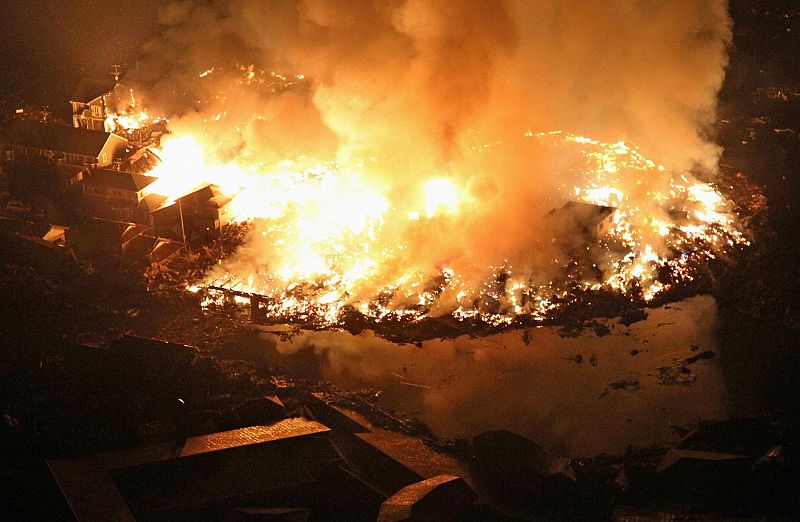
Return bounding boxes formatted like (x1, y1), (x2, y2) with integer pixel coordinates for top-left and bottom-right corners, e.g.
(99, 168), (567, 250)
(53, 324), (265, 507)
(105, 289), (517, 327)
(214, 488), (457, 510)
(547, 201), (617, 242)
(69, 79), (133, 132)
(120, 146), (162, 175)
(150, 184), (236, 243)
(2, 120), (128, 168)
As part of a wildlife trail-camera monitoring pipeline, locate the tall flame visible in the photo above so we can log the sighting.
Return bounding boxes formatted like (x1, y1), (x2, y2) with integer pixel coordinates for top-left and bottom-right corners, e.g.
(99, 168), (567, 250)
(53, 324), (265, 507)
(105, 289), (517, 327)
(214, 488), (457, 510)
(128, 119), (746, 327)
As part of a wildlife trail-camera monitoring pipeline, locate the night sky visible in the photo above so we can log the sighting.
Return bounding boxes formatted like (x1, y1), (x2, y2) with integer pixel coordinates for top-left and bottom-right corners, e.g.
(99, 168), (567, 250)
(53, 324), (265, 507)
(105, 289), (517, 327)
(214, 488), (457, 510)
(0, 1), (159, 114)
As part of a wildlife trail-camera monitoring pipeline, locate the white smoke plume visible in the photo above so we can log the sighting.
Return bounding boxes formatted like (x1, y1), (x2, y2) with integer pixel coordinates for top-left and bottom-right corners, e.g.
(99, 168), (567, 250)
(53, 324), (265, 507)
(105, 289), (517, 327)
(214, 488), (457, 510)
(126, 1), (734, 311)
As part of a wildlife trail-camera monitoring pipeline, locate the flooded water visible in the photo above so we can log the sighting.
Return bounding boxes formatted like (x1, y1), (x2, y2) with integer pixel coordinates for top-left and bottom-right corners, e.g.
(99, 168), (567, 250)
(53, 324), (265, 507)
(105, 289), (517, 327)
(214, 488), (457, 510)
(258, 295), (727, 456)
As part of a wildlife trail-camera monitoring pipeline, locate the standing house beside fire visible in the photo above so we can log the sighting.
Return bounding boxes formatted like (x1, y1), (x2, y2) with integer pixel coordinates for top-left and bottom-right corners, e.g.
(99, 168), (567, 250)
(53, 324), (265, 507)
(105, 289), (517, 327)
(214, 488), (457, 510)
(69, 79), (132, 132)
(150, 184), (236, 243)
(55, 165), (86, 193)
(79, 168), (157, 222)
(3, 120), (128, 168)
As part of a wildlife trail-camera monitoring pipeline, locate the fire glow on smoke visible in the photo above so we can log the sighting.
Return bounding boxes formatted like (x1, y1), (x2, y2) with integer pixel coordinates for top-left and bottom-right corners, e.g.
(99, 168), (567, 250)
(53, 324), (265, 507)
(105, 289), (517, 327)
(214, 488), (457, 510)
(125, 120), (747, 326)
(108, 0), (746, 326)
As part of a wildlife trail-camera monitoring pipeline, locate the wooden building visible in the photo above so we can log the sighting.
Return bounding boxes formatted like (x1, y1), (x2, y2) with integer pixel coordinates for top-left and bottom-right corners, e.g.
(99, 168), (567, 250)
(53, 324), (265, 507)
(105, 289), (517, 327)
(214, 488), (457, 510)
(151, 184), (235, 243)
(79, 168), (157, 222)
(3, 120), (128, 168)
(69, 79), (133, 132)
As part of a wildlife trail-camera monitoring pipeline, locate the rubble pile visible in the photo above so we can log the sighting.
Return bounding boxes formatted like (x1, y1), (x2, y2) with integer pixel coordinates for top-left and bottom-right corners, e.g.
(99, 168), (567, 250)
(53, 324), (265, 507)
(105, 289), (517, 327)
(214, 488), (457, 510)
(145, 222), (252, 294)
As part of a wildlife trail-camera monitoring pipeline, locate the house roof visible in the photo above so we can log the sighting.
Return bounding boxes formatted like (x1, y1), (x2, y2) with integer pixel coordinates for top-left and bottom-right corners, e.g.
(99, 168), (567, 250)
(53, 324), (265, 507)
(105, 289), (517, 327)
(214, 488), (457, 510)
(177, 183), (234, 208)
(149, 184), (236, 215)
(657, 448), (748, 473)
(84, 168), (157, 192)
(139, 193), (168, 214)
(5, 120), (125, 158)
(120, 223), (151, 245)
(45, 416), (332, 521)
(70, 78), (115, 103)
(151, 240), (185, 263)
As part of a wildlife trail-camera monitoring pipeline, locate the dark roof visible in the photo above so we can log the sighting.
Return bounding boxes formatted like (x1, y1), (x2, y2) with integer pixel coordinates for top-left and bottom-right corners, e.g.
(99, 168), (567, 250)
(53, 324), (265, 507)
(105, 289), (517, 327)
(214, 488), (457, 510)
(46, 417), (331, 521)
(5, 120), (123, 157)
(176, 184), (233, 209)
(139, 193), (168, 213)
(677, 416), (777, 456)
(547, 201), (616, 227)
(120, 223), (150, 244)
(657, 448), (748, 473)
(84, 168), (157, 192)
(108, 335), (197, 368)
(70, 78), (115, 103)
(150, 240), (184, 263)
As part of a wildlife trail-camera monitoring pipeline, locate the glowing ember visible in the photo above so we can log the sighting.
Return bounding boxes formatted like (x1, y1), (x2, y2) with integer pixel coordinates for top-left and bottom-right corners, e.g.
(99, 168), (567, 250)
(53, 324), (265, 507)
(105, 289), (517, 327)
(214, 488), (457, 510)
(104, 88), (168, 135)
(124, 118), (747, 327)
(105, 0), (742, 331)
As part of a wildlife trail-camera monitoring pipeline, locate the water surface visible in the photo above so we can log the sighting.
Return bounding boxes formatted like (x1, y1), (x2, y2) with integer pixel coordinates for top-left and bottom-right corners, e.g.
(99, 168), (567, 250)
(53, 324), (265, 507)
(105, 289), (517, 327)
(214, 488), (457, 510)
(260, 295), (726, 455)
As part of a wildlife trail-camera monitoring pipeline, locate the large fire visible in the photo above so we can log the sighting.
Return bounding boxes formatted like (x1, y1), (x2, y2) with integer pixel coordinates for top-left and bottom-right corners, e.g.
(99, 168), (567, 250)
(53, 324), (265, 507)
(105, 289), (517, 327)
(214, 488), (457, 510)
(110, 99), (747, 328)
(105, 0), (741, 330)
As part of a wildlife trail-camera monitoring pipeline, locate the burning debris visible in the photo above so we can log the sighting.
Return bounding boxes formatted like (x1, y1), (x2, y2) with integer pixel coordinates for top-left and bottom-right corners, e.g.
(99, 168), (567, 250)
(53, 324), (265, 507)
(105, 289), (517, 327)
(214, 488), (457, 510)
(161, 131), (748, 337)
(5, 0), (723, 336)
(2, 0), (800, 518)
(0, 0), (750, 344)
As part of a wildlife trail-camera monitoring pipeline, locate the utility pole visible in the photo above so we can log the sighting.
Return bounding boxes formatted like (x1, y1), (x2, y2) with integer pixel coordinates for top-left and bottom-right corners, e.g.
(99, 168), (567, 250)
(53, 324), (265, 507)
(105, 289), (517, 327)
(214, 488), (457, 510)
(111, 64), (121, 82)
(177, 198), (187, 248)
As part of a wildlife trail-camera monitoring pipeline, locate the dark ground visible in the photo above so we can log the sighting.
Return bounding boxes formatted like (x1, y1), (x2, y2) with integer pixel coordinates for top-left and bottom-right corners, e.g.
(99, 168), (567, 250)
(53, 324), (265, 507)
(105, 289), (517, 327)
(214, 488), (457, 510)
(713, 0), (800, 419)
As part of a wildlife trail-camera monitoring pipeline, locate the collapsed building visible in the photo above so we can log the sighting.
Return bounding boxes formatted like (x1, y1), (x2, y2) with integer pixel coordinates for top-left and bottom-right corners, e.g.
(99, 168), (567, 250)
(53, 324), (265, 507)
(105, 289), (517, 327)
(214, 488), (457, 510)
(122, 146), (162, 175)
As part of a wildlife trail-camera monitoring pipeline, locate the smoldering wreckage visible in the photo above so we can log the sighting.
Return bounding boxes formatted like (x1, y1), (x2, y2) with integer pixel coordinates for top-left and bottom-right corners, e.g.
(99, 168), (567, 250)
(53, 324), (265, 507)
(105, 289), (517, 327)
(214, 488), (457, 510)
(2, 0), (800, 520)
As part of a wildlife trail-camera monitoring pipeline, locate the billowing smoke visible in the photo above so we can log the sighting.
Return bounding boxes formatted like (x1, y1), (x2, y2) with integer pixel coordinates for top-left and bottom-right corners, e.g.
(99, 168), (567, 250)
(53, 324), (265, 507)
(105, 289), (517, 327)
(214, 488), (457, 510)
(124, 1), (735, 312)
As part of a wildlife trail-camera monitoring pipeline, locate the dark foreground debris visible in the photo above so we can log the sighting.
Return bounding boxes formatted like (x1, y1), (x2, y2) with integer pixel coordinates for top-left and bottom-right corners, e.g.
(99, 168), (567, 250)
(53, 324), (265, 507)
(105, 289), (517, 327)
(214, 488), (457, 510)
(377, 475), (477, 522)
(3, 328), (798, 519)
